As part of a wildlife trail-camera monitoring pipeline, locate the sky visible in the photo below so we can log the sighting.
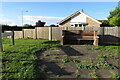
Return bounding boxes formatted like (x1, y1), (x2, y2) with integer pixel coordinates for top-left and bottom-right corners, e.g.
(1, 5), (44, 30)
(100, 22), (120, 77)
(0, 2), (119, 26)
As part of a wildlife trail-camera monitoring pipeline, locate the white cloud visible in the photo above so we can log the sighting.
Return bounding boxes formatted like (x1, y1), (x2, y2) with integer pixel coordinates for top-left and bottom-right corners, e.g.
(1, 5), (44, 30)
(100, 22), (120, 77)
(23, 15), (64, 20)
(23, 15), (64, 25)
(0, 19), (12, 23)
(0, 19), (17, 26)
(9, 22), (17, 26)
(0, 14), (18, 26)
(0, 14), (4, 17)
(0, 15), (64, 26)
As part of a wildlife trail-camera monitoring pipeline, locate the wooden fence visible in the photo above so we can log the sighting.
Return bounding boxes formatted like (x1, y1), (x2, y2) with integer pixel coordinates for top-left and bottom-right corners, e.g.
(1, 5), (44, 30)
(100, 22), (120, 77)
(3, 27), (120, 45)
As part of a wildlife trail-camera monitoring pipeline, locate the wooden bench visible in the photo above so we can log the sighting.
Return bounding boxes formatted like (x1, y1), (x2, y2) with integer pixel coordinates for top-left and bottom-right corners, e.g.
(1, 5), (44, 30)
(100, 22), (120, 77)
(61, 30), (99, 46)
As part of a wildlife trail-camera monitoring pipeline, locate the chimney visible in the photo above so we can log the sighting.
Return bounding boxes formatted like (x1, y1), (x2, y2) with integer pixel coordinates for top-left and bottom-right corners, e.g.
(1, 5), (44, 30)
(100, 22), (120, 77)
(82, 9), (84, 13)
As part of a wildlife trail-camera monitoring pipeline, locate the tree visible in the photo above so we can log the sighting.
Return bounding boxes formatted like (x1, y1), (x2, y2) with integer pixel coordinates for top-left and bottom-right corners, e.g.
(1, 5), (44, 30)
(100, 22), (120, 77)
(109, 14), (120, 26)
(98, 20), (110, 27)
(23, 24), (33, 27)
(108, 7), (119, 20)
(2, 24), (10, 27)
(35, 20), (45, 27)
(108, 7), (120, 26)
(50, 24), (58, 27)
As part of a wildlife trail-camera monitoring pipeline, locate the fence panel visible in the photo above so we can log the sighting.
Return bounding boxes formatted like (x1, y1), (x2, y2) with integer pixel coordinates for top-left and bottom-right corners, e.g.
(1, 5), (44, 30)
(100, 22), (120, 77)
(103, 27), (119, 45)
(52, 27), (61, 40)
(36, 27), (49, 39)
(4, 31), (12, 38)
(14, 31), (23, 39)
(23, 29), (36, 39)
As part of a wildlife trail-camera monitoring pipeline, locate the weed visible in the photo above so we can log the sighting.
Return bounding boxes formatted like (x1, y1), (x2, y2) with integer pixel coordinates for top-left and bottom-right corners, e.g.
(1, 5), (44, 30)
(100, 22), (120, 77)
(52, 55), (59, 59)
(75, 69), (80, 78)
(93, 46), (104, 50)
(87, 47), (93, 50)
(96, 61), (118, 70)
(61, 56), (71, 63)
(43, 52), (51, 56)
(50, 47), (58, 50)
(111, 72), (120, 80)
(72, 59), (80, 63)
(96, 57), (105, 61)
(60, 63), (65, 69)
(76, 64), (99, 69)
(61, 56), (80, 63)
(89, 71), (99, 79)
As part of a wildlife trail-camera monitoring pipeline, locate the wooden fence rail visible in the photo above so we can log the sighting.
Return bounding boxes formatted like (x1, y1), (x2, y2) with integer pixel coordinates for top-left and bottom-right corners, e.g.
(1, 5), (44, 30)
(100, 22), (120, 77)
(2, 27), (120, 45)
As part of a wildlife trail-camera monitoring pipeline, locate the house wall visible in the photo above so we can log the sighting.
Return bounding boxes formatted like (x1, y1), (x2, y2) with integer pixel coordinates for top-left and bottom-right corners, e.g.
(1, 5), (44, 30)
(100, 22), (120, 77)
(59, 20), (71, 27)
(86, 17), (100, 27)
(59, 15), (101, 27)
(71, 13), (86, 23)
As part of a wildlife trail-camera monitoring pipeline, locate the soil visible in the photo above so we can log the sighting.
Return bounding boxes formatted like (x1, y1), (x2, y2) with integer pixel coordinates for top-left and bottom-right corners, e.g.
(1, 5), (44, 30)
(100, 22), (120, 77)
(36, 45), (119, 79)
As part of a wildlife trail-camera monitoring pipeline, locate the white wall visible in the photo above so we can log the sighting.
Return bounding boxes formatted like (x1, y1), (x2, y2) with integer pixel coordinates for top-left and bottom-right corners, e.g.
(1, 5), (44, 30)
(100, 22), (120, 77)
(71, 13), (86, 23)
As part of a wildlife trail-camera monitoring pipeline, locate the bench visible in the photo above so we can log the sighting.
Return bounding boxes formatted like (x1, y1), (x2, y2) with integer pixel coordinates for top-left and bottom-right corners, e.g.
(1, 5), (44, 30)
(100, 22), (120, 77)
(61, 30), (99, 46)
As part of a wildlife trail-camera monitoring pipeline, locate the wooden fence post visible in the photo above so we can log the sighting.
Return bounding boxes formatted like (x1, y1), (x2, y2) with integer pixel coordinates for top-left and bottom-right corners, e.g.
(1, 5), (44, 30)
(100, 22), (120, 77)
(49, 27), (52, 40)
(12, 30), (15, 45)
(22, 29), (24, 39)
(101, 27), (104, 35)
(0, 26), (2, 52)
(35, 27), (37, 39)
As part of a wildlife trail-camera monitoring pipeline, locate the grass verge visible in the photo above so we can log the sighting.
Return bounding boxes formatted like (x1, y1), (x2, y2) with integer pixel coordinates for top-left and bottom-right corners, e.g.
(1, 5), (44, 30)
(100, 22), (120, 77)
(2, 38), (60, 79)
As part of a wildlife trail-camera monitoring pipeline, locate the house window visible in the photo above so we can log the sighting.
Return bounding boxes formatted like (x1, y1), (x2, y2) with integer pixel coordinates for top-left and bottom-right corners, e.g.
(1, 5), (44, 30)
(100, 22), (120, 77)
(75, 24), (78, 27)
(79, 24), (82, 27)
(71, 25), (75, 27)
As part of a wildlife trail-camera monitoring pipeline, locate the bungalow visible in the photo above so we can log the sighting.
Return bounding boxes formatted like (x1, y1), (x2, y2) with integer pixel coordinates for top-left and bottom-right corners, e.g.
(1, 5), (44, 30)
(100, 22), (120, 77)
(58, 10), (102, 27)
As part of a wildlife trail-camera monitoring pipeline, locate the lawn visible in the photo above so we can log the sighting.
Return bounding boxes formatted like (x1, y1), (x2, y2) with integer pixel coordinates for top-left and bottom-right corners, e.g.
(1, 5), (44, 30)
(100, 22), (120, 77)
(2, 38), (60, 79)
(1, 38), (120, 79)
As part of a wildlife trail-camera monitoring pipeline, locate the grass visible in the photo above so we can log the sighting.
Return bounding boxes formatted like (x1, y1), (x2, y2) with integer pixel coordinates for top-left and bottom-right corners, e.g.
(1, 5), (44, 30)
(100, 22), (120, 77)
(92, 46), (120, 55)
(2, 38), (60, 79)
